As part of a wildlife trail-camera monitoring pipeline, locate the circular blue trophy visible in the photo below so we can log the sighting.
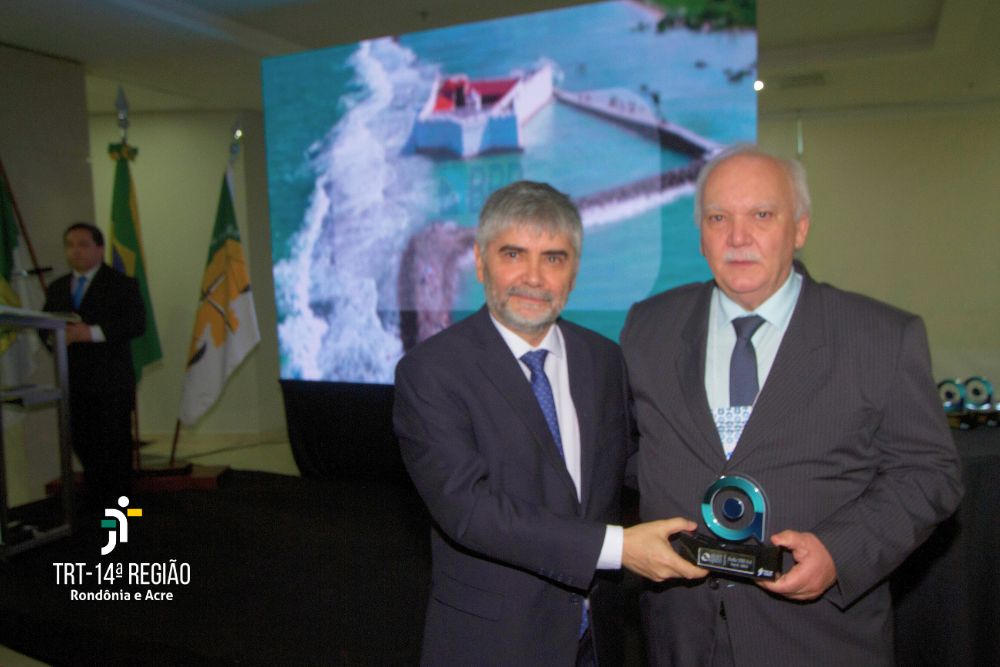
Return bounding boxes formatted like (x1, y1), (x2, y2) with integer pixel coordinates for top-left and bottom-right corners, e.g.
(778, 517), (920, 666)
(964, 376), (998, 427)
(671, 474), (786, 580)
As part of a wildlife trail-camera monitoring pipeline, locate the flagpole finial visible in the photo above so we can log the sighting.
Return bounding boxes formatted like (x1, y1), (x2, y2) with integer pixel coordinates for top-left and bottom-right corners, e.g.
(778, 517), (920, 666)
(116, 86), (130, 144)
(229, 118), (243, 165)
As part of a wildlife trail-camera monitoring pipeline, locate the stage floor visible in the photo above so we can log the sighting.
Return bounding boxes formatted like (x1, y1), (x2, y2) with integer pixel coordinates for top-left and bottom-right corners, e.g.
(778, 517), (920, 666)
(0, 471), (431, 665)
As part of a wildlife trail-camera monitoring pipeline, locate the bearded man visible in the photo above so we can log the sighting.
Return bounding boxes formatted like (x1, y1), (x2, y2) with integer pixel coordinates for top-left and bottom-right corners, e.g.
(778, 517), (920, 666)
(394, 180), (705, 666)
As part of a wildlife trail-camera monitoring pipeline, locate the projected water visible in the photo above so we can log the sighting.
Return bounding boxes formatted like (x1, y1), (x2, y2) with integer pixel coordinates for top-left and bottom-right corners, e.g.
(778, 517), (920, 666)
(263, 0), (756, 382)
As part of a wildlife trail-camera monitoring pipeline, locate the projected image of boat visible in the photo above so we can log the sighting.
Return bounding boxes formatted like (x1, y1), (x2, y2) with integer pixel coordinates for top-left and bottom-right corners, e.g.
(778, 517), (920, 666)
(412, 63), (553, 159)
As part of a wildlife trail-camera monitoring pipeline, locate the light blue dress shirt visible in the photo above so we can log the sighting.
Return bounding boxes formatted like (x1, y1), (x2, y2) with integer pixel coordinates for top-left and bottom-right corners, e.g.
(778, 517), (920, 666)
(72, 265), (106, 342)
(705, 270), (803, 457)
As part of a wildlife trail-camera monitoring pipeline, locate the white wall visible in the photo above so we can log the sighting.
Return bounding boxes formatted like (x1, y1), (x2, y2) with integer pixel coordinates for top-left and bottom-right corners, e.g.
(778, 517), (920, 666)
(87, 110), (285, 440)
(760, 100), (1000, 384)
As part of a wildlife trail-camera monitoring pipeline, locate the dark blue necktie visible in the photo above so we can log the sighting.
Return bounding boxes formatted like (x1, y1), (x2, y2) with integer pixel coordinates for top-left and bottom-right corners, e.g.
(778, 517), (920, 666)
(521, 349), (588, 637)
(520, 349), (563, 458)
(72, 275), (88, 309)
(730, 315), (766, 407)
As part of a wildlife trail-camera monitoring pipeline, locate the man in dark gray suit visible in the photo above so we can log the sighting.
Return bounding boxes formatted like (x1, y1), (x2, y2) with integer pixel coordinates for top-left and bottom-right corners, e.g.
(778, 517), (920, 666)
(43, 222), (145, 506)
(620, 146), (962, 666)
(395, 181), (705, 666)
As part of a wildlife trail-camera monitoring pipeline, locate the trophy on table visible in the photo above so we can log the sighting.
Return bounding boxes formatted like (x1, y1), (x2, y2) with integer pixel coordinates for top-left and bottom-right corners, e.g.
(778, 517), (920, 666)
(964, 376), (997, 427)
(671, 474), (787, 580)
(939, 378), (973, 429)
(939, 377), (996, 428)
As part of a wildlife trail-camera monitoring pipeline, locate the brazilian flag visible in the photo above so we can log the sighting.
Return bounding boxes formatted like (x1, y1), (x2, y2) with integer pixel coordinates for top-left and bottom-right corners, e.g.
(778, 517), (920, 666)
(108, 143), (162, 380)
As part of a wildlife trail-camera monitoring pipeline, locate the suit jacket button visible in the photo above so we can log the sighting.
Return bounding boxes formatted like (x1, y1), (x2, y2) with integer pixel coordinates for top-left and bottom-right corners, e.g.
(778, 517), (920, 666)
(708, 577), (720, 590)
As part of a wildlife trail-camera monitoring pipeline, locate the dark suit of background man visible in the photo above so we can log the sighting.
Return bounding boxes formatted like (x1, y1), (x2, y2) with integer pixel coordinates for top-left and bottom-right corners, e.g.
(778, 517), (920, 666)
(620, 145), (963, 666)
(394, 181), (706, 667)
(43, 222), (145, 505)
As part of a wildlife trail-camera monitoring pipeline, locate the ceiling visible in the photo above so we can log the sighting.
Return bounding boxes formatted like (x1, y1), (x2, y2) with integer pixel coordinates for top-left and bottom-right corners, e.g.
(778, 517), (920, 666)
(0, 0), (996, 116)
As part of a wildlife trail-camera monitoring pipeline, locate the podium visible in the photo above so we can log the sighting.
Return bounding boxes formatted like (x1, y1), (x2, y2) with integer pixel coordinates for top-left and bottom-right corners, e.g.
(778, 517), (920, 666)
(0, 306), (76, 556)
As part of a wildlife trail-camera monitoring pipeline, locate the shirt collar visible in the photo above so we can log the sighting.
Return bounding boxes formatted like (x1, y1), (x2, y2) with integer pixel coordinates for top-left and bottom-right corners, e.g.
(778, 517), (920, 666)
(716, 267), (802, 329)
(489, 313), (565, 362)
(73, 264), (101, 282)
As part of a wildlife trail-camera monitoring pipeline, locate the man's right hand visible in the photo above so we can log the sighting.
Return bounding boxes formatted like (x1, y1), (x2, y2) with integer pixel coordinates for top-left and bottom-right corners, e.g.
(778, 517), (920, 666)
(65, 322), (92, 344)
(622, 518), (709, 582)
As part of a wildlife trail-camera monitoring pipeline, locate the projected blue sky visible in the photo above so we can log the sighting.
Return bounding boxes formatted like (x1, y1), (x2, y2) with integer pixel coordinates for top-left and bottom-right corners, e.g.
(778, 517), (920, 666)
(263, 0), (756, 383)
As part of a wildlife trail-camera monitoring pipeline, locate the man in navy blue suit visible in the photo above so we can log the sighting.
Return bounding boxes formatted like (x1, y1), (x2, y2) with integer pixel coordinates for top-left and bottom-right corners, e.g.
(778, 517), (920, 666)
(43, 222), (145, 505)
(394, 181), (706, 666)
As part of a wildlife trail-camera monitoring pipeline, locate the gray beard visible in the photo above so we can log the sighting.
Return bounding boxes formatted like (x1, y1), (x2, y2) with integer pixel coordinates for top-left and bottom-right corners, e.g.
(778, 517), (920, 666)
(484, 287), (562, 340)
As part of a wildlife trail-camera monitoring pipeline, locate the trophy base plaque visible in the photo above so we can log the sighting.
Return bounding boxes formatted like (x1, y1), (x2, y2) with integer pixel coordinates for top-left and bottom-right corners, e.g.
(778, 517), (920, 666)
(672, 532), (786, 581)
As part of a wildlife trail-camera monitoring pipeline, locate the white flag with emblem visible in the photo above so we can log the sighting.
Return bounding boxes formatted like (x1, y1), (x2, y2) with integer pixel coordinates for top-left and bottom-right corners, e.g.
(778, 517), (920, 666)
(178, 168), (259, 425)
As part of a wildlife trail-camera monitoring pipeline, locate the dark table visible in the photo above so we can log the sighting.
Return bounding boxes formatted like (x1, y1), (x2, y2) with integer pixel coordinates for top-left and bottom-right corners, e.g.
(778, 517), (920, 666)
(893, 427), (1000, 666)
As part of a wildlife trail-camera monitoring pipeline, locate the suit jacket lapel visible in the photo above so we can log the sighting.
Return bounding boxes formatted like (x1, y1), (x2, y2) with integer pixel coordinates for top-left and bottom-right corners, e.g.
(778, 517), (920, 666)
(729, 273), (829, 468)
(53, 275), (73, 311)
(563, 324), (595, 513)
(677, 283), (728, 467)
(77, 264), (107, 311)
(468, 308), (578, 499)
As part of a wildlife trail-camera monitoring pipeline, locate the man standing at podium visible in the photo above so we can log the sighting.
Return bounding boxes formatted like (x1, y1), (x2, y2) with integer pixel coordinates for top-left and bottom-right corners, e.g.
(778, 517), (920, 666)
(43, 222), (144, 506)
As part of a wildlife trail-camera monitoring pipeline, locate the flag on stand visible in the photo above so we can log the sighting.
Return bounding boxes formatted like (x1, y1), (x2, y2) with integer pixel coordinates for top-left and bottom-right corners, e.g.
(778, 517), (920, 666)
(178, 168), (260, 426)
(0, 167), (22, 355)
(0, 164), (44, 379)
(108, 142), (162, 381)
(0, 168), (19, 305)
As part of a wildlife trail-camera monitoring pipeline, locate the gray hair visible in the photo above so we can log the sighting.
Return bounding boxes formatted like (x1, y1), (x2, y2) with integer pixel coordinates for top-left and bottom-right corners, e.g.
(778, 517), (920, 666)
(694, 143), (812, 225)
(476, 180), (582, 256)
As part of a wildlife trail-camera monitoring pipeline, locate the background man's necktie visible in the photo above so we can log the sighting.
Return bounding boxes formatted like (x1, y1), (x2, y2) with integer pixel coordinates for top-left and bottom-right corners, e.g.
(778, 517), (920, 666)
(730, 315), (766, 407)
(72, 275), (88, 309)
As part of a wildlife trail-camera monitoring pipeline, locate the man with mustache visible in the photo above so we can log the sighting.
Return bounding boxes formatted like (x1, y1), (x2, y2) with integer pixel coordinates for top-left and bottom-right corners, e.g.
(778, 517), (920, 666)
(395, 180), (705, 666)
(620, 145), (962, 666)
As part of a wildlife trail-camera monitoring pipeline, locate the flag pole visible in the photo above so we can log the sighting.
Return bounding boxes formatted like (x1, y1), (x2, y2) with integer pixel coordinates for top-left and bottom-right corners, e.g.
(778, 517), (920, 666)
(168, 118), (247, 482)
(169, 418), (182, 466)
(0, 155), (49, 292)
(229, 117), (243, 166)
(116, 86), (129, 145)
(115, 87), (146, 474)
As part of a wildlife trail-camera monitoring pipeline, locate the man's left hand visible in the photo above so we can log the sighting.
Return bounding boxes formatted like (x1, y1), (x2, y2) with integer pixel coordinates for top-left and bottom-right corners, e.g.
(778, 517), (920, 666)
(65, 322), (92, 344)
(757, 529), (836, 601)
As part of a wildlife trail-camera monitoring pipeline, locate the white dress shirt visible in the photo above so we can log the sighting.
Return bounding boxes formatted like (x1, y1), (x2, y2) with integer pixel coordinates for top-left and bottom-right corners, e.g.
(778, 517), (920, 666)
(72, 264), (106, 342)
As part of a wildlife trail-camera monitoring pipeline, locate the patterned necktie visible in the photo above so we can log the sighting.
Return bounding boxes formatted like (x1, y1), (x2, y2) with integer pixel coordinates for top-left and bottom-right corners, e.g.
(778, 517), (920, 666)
(72, 275), (88, 309)
(730, 315), (766, 407)
(520, 349), (564, 458)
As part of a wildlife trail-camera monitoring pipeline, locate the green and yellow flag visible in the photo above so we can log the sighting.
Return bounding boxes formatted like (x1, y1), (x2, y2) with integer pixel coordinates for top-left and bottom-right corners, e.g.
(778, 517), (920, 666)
(0, 164), (43, 378)
(0, 169), (19, 291)
(1, 167), (23, 355)
(178, 168), (259, 425)
(108, 142), (162, 380)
